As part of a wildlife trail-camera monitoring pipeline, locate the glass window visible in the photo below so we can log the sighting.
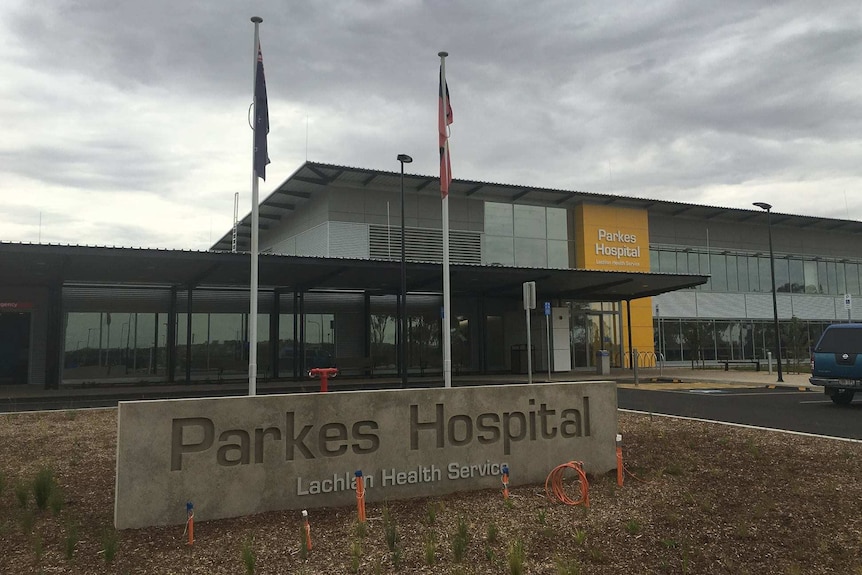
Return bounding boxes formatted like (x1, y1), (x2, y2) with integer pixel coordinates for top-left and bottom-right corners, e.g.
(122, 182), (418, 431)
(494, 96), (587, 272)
(676, 252), (689, 274)
(804, 260), (818, 294)
(837, 263), (847, 295)
(759, 257), (772, 293)
(649, 249), (659, 271)
(659, 251), (677, 273)
(817, 261), (828, 294)
(788, 259), (804, 293)
(546, 208), (568, 240)
(484, 235), (514, 266)
(775, 258), (790, 293)
(514, 238), (547, 267)
(726, 255), (738, 292)
(737, 256), (749, 292)
(709, 254), (727, 291)
(847, 263), (860, 296)
(513, 205), (546, 239)
(547, 240), (569, 268)
(748, 257), (760, 292)
(700, 253), (711, 290)
(688, 252), (700, 275)
(827, 262), (838, 295)
(484, 203), (513, 237)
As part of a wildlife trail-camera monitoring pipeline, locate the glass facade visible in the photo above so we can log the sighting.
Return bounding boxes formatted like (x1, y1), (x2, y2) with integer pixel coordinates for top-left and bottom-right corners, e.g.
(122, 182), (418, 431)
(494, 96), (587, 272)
(484, 203), (570, 268)
(654, 318), (829, 364)
(649, 248), (862, 296)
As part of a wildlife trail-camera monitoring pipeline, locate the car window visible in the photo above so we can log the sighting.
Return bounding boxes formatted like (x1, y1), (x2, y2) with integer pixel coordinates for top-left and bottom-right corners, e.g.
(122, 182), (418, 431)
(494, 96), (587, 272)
(816, 328), (862, 353)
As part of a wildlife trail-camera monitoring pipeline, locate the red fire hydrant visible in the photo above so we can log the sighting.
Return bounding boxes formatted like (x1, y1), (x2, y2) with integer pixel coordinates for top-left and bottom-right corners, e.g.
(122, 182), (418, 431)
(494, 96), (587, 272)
(308, 367), (338, 393)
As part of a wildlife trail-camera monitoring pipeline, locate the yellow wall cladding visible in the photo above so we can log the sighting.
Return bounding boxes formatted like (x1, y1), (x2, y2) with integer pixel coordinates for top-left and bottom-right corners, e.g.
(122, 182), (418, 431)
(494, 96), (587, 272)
(574, 204), (650, 272)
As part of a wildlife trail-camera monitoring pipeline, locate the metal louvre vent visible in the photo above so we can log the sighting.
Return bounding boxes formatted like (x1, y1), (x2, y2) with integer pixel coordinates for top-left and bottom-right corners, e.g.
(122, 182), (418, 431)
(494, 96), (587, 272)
(63, 286), (172, 312)
(368, 225), (480, 265)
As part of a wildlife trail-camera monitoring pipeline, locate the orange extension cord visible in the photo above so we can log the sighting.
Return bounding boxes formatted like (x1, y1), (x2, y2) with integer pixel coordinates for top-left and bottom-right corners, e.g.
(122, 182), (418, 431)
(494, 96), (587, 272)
(544, 461), (589, 507)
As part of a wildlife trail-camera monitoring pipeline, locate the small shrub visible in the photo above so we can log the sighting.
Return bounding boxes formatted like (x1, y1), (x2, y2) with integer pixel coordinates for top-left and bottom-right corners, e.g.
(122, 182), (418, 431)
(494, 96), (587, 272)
(664, 464), (684, 477)
(354, 520), (367, 539)
(485, 545), (495, 562)
(587, 546), (606, 564)
(391, 546), (402, 570)
(661, 538), (678, 549)
(32, 468), (55, 511)
(537, 509), (547, 525)
(64, 523), (78, 561)
(624, 519), (641, 535)
(508, 539), (526, 575)
(424, 531), (437, 565)
(556, 557), (581, 575)
(382, 506), (397, 552)
(241, 536), (256, 575)
(299, 523), (309, 560)
(101, 528), (119, 563)
(452, 515), (469, 562)
(573, 528), (587, 545)
(64, 410), (77, 421)
(350, 539), (362, 573)
(486, 521), (498, 543)
(425, 501), (438, 525)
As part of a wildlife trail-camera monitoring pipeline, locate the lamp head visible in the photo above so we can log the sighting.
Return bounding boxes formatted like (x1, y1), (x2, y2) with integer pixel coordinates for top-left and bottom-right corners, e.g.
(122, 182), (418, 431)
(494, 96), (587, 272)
(753, 202), (772, 212)
(397, 154), (413, 164)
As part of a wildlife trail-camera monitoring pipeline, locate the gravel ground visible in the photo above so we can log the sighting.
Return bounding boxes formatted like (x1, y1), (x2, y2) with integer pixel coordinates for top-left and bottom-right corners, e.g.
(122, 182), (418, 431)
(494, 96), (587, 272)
(1, 408), (861, 574)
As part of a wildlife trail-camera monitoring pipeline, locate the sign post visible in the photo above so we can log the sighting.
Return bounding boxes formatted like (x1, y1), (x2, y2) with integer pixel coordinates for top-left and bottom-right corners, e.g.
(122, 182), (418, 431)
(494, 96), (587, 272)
(523, 282), (536, 384)
(845, 293), (852, 323)
(544, 301), (551, 381)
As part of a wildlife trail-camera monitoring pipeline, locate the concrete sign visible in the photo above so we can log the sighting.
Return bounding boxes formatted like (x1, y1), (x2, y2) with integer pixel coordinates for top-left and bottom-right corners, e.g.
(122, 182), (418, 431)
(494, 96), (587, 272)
(115, 382), (617, 529)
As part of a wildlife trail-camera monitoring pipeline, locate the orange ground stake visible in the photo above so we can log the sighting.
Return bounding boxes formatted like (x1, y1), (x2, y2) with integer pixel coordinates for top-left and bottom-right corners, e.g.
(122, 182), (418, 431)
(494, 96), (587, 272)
(616, 433), (624, 487)
(355, 471), (366, 523)
(185, 501), (195, 546)
(501, 464), (510, 500)
(302, 510), (312, 551)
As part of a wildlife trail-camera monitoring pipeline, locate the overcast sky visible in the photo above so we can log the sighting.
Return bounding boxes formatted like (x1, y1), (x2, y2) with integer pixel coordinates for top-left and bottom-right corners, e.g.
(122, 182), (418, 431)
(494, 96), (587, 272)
(2, 0), (861, 250)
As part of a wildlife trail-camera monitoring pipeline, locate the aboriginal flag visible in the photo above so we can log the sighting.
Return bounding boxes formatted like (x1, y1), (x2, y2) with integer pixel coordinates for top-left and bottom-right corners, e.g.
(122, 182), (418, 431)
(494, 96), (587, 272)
(254, 44), (270, 180)
(438, 66), (453, 198)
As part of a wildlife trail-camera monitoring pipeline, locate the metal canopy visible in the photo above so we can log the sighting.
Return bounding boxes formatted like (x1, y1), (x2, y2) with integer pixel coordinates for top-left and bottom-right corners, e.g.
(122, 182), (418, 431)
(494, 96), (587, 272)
(0, 242), (706, 301)
(213, 161), (862, 253)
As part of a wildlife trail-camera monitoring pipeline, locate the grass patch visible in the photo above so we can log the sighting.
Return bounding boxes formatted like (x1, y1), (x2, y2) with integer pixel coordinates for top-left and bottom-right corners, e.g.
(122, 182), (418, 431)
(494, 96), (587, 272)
(32, 468), (56, 511)
(452, 514), (469, 562)
(241, 536), (256, 575)
(64, 522), (78, 561)
(508, 538), (526, 575)
(100, 528), (119, 563)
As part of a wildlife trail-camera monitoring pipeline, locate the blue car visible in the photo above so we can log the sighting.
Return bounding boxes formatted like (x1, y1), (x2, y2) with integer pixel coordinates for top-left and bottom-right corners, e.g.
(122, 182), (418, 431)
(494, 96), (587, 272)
(809, 323), (862, 405)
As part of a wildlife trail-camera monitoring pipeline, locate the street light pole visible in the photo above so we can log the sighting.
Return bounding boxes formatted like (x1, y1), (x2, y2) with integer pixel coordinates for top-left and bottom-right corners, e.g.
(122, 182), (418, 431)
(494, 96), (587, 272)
(753, 202), (784, 382)
(397, 154), (413, 388)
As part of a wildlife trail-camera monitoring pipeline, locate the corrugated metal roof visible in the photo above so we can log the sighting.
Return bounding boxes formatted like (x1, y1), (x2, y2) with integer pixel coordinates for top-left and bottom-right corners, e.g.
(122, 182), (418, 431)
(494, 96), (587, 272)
(212, 161), (862, 252)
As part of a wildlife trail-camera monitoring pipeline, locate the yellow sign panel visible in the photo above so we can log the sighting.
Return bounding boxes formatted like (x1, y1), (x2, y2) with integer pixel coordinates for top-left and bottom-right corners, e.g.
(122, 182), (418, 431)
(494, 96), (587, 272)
(574, 204), (650, 271)
(574, 204), (654, 359)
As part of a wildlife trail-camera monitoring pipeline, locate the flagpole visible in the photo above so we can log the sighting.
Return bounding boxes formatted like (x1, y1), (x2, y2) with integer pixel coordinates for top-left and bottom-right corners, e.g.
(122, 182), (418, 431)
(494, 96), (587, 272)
(439, 51), (452, 389)
(249, 16), (263, 396)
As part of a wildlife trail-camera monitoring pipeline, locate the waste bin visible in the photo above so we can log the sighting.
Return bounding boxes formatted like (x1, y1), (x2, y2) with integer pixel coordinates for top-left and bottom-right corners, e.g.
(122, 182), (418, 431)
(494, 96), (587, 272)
(510, 344), (535, 374)
(596, 349), (610, 376)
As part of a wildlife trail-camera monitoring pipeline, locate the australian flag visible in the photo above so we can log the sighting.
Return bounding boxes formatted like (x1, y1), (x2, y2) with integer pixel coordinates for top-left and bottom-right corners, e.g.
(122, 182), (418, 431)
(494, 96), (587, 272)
(254, 43), (270, 180)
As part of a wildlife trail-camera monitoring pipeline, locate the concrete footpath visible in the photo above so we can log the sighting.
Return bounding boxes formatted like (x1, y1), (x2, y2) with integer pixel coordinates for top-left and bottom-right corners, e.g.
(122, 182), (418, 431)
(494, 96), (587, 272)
(0, 365), (817, 413)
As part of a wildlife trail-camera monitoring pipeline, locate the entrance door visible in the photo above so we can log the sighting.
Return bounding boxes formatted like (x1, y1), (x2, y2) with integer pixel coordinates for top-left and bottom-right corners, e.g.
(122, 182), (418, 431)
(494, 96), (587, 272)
(569, 302), (621, 368)
(0, 312), (30, 384)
